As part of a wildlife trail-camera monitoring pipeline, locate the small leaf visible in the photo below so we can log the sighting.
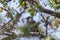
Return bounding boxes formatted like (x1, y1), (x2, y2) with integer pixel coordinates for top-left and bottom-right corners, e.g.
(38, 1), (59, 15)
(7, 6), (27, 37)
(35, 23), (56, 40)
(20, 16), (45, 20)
(50, 36), (56, 40)
(0, 0), (2, 2)
(3, 3), (7, 8)
(29, 7), (35, 16)
(45, 36), (56, 40)
(20, 1), (25, 7)
(54, 23), (59, 28)
(49, 0), (55, 3)
(49, 0), (60, 9)
(38, 27), (44, 33)
(0, 8), (3, 12)
(50, 38), (56, 40)
(54, 18), (59, 28)
(35, 3), (40, 8)
(19, 27), (30, 34)
(50, 3), (55, 7)
(5, 13), (13, 19)
(15, 13), (21, 21)
(54, 4), (60, 9)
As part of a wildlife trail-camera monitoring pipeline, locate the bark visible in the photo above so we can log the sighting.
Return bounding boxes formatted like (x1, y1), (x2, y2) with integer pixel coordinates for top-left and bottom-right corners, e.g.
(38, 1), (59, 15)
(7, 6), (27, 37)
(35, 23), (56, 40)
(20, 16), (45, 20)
(39, 6), (60, 18)
(32, 0), (60, 18)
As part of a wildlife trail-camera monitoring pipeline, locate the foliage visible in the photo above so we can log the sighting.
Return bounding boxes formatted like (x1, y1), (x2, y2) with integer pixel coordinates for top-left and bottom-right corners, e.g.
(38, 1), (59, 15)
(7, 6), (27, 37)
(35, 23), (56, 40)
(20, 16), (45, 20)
(45, 35), (56, 40)
(19, 22), (40, 34)
(0, 0), (60, 40)
(49, 0), (60, 9)
(0, 8), (3, 12)
(29, 7), (35, 16)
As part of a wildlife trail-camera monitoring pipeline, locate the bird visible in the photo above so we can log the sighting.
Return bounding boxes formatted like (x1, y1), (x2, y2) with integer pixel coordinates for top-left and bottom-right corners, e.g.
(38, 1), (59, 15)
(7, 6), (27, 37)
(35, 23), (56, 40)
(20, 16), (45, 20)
(25, 16), (39, 32)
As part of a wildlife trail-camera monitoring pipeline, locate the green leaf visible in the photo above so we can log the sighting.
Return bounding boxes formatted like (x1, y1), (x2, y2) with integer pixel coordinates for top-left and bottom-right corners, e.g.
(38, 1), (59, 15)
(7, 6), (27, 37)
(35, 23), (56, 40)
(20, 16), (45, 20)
(50, 36), (56, 40)
(50, 3), (55, 8)
(49, 0), (60, 9)
(15, 13), (21, 21)
(38, 27), (44, 33)
(45, 36), (56, 40)
(0, 16), (2, 22)
(0, 8), (3, 12)
(5, 13), (13, 19)
(20, 1), (25, 7)
(29, 7), (35, 16)
(35, 3), (40, 8)
(3, 0), (7, 2)
(54, 4), (60, 9)
(49, 0), (55, 3)
(19, 27), (30, 34)
(0, 0), (2, 2)
(3, 3), (7, 8)
(54, 23), (59, 28)
(50, 37), (56, 40)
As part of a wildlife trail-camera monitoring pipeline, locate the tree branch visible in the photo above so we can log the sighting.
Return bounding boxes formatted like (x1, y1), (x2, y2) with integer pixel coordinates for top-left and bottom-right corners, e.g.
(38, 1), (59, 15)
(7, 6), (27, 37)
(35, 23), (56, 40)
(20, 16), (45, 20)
(38, 6), (60, 18)
(1, 19), (13, 29)
(1, 10), (25, 29)
(32, 0), (60, 18)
